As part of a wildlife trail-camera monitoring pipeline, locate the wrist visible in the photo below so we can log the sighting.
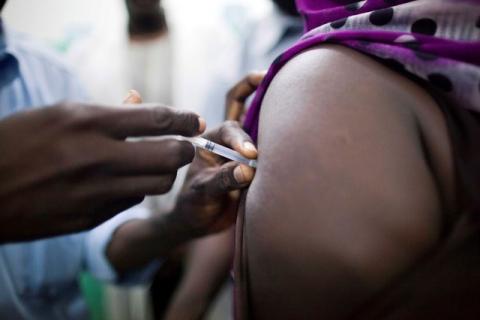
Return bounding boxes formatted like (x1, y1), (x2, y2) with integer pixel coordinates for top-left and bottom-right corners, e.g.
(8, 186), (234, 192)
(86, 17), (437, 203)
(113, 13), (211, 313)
(107, 213), (194, 273)
(153, 209), (198, 245)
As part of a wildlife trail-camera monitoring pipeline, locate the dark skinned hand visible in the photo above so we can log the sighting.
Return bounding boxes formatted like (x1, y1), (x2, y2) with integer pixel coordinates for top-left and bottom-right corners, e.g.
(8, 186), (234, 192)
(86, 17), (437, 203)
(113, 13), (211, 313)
(225, 71), (266, 121)
(105, 91), (257, 274)
(0, 95), (205, 243)
(170, 120), (257, 238)
(170, 70), (265, 238)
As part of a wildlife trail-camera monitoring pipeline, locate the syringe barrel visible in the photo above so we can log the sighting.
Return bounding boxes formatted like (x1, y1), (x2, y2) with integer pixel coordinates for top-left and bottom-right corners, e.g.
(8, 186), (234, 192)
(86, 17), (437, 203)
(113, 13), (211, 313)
(190, 137), (257, 168)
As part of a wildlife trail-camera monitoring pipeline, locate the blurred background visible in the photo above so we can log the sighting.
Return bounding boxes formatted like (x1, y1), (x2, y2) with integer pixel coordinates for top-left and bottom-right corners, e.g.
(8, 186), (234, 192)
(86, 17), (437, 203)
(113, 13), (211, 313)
(2, 0), (271, 122)
(3, 0), (267, 45)
(2, 0), (300, 319)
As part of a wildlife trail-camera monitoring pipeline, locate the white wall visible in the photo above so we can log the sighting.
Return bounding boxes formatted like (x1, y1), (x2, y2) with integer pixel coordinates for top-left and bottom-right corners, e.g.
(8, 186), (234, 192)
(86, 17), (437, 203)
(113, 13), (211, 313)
(2, 0), (268, 44)
(2, 0), (124, 43)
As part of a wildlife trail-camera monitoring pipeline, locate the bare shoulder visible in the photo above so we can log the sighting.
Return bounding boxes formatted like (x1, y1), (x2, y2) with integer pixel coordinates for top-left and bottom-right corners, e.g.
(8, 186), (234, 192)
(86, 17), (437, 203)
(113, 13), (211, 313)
(254, 44), (455, 217)
(243, 45), (455, 318)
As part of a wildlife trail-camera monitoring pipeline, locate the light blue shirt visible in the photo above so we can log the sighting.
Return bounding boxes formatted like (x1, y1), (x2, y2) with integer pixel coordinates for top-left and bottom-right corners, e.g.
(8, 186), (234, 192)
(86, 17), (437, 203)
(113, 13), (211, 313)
(0, 23), (158, 320)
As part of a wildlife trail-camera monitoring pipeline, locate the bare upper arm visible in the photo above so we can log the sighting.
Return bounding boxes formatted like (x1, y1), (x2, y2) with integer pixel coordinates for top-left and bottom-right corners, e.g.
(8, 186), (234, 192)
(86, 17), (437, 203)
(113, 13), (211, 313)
(243, 45), (454, 319)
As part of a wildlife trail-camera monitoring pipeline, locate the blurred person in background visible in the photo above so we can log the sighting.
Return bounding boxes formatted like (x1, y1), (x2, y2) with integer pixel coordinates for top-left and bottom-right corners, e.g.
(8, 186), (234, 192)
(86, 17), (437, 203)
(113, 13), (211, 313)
(68, 0), (172, 105)
(0, 0), (258, 318)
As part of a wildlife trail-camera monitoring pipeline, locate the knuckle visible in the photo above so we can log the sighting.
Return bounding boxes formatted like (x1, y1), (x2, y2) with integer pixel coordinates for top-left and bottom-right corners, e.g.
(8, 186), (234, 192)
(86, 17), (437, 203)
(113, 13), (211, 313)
(218, 166), (236, 191)
(152, 106), (175, 131)
(55, 101), (78, 115)
(54, 138), (78, 170)
(43, 102), (74, 123)
(182, 112), (200, 135)
(217, 120), (239, 139)
(226, 88), (235, 101)
(58, 102), (85, 119)
(224, 120), (240, 129)
(55, 102), (98, 130)
(153, 107), (199, 135)
(170, 109), (199, 135)
(219, 171), (229, 190)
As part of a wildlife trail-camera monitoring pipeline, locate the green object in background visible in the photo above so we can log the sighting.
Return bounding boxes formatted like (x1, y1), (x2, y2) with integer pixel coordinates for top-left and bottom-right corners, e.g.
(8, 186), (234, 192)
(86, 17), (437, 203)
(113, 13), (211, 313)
(79, 272), (106, 320)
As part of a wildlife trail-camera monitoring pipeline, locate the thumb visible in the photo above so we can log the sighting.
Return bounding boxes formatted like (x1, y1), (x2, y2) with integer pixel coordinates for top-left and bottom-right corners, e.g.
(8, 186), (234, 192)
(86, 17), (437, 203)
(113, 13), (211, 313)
(123, 89), (143, 104)
(192, 162), (255, 196)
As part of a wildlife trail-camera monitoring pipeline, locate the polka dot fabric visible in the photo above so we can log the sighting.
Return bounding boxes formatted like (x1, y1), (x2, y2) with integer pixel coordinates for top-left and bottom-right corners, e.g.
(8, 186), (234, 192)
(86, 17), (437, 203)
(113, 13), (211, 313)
(244, 0), (480, 142)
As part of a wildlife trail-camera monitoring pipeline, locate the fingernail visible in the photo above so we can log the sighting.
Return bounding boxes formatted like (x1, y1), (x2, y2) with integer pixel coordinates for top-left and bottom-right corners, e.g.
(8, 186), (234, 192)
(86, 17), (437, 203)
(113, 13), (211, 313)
(198, 117), (206, 133)
(243, 141), (257, 152)
(233, 165), (246, 184)
(124, 89), (136, 100)
(234, 165), (254, 184)
(123, 89), (142, 103)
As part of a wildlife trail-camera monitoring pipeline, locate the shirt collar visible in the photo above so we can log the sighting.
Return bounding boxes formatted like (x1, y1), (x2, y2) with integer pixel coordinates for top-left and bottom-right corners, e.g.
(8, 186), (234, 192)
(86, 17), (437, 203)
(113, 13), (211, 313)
(0, 19), (7, 54)
(0, 20), (20, 87)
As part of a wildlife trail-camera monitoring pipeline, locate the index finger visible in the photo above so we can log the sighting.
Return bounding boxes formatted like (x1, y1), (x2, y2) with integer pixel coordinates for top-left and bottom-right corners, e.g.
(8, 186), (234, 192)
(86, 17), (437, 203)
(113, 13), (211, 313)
(95, 104), (206, 138)
(226, 71), (266, 121)
(203, 121), (257, 159)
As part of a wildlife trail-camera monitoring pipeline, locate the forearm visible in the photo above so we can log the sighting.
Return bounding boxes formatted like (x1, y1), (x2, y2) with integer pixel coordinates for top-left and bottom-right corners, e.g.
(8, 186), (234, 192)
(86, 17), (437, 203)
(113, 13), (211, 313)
(106, 211), (194, 274)
(165, 228), (234, 320)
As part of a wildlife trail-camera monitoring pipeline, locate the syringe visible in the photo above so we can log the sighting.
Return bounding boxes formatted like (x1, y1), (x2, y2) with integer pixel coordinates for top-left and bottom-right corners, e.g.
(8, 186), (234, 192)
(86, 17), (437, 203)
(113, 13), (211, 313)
(188, 137), (257, 168)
